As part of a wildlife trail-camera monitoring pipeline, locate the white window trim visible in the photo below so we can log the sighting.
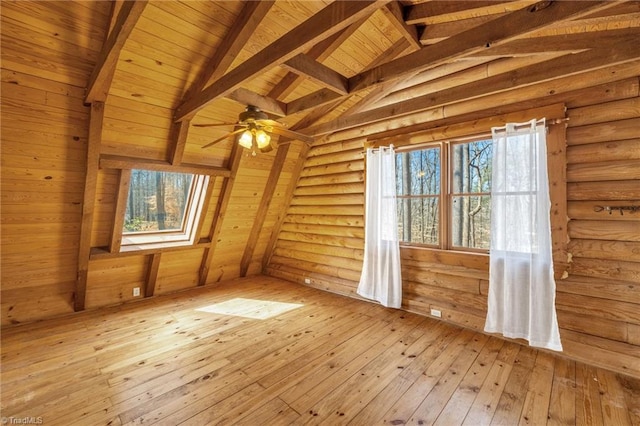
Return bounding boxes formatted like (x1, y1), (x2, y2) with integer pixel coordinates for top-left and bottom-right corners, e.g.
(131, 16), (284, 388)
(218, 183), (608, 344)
(120, 174), (209, 252)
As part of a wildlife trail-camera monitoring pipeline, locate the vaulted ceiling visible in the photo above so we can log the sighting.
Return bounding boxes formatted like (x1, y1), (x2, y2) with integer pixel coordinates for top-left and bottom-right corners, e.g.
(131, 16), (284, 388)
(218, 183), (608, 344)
(86, 0), (640, 166)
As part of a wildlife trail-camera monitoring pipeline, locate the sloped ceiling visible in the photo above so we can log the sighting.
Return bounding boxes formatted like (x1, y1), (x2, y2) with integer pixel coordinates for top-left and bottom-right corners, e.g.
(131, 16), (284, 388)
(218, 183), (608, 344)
(92, 0), (639, 163)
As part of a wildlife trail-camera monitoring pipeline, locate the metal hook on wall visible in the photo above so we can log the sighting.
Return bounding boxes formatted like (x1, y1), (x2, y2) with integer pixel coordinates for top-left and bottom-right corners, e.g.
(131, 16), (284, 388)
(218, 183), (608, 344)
(593, 205), (639, 216)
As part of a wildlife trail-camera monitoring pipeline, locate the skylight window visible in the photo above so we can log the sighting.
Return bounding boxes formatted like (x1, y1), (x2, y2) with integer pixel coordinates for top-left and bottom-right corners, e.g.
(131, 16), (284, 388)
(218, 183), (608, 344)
(120, 170), (209, 251)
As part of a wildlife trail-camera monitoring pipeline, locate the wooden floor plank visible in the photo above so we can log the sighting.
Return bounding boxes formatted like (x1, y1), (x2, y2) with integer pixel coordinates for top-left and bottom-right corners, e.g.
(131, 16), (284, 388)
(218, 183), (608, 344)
(576, 363), (605, 426)
(490, 345), (538, 426)
(547, 356), (577, 426)
(595, 368), (633, 426)
(461, 341), (522, 425)
(433, 336), (506, 425)
(408, 333), (491, 425)
(518, 351), (556, 425)
(0, 276), (638, 426)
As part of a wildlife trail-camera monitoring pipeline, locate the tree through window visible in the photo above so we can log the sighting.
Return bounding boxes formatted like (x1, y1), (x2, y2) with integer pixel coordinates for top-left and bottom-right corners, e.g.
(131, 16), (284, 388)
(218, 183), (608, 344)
(124, 170), (194, 233)
(395, 138), (492, 251)
(120, 169), (209, 250)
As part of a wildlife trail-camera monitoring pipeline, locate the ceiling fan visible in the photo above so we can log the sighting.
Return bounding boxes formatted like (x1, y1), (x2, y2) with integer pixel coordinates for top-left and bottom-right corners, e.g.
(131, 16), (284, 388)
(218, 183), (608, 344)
(193, 105), (314, 154)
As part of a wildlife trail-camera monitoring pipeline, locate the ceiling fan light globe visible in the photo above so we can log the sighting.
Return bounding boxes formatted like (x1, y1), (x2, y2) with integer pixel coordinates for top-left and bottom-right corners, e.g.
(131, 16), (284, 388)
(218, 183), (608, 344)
(238, 130), (253, 149)
(255, 130), (271, 149)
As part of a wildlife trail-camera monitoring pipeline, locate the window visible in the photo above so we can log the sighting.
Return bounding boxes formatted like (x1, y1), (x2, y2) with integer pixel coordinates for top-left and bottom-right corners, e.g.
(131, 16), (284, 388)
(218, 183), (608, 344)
(396, 138), (492, 251)
(120, 170), (209, 250)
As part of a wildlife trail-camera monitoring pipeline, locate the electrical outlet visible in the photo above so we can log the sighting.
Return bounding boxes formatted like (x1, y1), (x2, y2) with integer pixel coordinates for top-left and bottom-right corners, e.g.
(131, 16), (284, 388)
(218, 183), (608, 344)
(304, 278), (311, 284)
(430, 308), (442, 318)
(133, 287), (141, 297)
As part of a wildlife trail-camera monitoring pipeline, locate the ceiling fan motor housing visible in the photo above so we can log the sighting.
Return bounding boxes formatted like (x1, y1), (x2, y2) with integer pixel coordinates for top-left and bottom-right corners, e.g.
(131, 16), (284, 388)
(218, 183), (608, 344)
(239, 105), (268, 123)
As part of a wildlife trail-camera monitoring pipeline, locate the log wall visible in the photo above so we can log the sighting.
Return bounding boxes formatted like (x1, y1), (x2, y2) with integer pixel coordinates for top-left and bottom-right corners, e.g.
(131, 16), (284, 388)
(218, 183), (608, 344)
(267, 74), (640, 378)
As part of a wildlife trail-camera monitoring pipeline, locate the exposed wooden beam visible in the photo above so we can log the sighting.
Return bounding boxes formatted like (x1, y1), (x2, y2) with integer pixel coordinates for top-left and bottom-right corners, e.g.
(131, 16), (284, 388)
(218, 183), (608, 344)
(348, 1), (614, 93)
(75, 102), (105, 311)
(340, 38), (415, 116)
(380, 2), (421, 51)
(468, 28), (640, 58)
(420, 14), (507, 45)
(286, 88), (344, 116)
(269, 16), (369, 101)
(240, 144), (291, 277)
(174, 1), (390, 122)
(262, 144), (311, 272)
(100, 155), (231, 177)
(282, 54), (349, 95)
(405, 0), (536, 25)
(168, 119), (190, 166)
(305, 35), (640, 136)
(85, 0), (148, 103)
(186, 0), (275, 97)
(145, 253), (162, 298)
(109, 169), (131, 253)
(322, 61), (640, 144)
(227, 88), (286, 116)
(198, 142), (243, 286)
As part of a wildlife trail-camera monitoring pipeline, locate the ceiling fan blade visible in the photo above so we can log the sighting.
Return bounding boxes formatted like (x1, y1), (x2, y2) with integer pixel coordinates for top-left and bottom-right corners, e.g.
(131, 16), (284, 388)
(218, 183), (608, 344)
(193, 123), (238, 128)
(268, 126), (314, 144)
(201, 128), (246, 149)
(257, 119), (283, 127)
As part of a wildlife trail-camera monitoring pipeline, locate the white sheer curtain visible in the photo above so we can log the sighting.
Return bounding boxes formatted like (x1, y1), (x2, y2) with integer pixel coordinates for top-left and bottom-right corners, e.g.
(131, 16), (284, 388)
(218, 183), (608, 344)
(357, 146), (402, 308)
(484, 119), (563, 351)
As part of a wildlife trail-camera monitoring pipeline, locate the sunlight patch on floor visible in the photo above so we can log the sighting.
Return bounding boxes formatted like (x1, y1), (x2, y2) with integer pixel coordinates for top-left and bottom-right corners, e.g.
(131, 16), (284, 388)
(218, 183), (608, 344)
(196, 298), (304, 319)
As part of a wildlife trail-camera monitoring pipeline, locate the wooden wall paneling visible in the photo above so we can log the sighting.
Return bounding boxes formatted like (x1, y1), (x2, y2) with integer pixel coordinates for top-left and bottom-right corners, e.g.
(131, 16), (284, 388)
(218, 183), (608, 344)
(557, 309), (629, 343)
(90, 169), (118, 248)
(562, 330), (640, 378)
(240, 144), (290, 277)
(145, 253), (162, 298)
(567, 239), (640, 263)
(558, 274), (640, 306)
(567, 180), (640, 200)
(567, 96), (640, 127)
(108, 169), (131, 253)
(546, 121), (570, 277)
(569, 221), (640, 242)
(85, 1), (148, 103)
(568, 159), (640, 182)
(569, 257), (640, 284)
(269, 255), (361, 283)
(1, 2), (107, 56)
(76, 102), (105, 312)
(567, 138), (640, 164)
(199, 143), (242, 286)
(262, 144), (311, 271)
(85, 256), (148, 309)
(567, 117), (640, 146)
(156, 249), (205, 295)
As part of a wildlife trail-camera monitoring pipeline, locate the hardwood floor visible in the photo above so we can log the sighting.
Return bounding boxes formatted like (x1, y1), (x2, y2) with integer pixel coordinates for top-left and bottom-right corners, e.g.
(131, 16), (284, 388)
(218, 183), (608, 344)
(1, 276), (638, 425)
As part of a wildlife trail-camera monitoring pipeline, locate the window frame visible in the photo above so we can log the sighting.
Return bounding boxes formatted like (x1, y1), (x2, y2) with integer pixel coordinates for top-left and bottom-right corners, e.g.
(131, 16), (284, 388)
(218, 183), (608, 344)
(118, 170), (210, 252)
(396, 134), (493, 253)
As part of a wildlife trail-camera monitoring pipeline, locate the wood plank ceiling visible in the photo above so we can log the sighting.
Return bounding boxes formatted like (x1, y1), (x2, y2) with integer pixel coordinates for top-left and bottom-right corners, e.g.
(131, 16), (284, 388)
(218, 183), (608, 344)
(92, 0), (640, 162)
